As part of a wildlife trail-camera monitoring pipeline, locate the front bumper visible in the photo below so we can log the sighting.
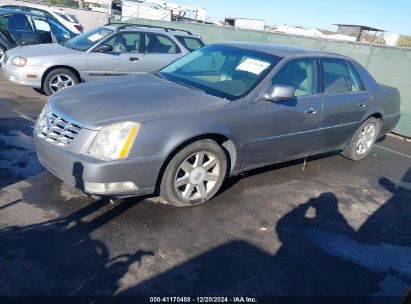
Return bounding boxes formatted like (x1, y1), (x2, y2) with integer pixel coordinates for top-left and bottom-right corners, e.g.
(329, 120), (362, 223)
(35, 135), (163, 197)
(2, 62), (46, 89)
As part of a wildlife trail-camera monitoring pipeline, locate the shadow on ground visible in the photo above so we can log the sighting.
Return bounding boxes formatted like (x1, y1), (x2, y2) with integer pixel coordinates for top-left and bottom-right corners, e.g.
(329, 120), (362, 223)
(0, 159), (410, 303)
(0, 117), (44, 188)
(127, 167), (411, 303)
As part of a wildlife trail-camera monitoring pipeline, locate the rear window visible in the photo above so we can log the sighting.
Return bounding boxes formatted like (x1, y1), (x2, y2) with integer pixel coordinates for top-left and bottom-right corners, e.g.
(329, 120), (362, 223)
(347, 61), (365, 91)
(144, 33), (179, 54)
(176, 35), (204, 52)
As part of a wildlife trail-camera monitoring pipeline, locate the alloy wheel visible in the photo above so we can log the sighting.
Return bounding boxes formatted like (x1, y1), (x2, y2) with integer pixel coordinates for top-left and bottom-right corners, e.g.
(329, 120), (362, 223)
(174, 151), (221, 201)
(356, 123), (377, 155)
(48, 74), (75, 93)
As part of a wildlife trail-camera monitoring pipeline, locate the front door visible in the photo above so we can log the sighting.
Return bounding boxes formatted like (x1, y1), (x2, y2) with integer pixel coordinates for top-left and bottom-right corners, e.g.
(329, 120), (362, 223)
(86, 31), (142, 81)
(243, 58), (322, 169)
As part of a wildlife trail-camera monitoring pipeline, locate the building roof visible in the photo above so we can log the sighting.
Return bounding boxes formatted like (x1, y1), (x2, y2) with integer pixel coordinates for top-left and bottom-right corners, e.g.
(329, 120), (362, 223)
(334, 24), (385, 32)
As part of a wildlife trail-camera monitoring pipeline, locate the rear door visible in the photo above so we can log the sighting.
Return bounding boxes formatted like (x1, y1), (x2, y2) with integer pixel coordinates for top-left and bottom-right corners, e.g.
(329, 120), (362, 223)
(314, 58), (370, 152)
(86, 31), (142, 81)
(6, 13), (40, 46)
(139, 32), (183, 71)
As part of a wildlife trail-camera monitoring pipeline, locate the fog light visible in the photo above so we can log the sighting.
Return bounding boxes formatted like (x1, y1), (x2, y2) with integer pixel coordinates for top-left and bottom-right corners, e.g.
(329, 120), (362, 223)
(84, 181), (137, 193)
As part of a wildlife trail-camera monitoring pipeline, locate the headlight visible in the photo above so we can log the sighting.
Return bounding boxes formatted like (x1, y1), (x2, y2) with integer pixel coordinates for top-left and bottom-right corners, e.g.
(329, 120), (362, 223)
(88, 122), (140, 160)
(36, 102), (51, 131)
(11, 56), (27, 67)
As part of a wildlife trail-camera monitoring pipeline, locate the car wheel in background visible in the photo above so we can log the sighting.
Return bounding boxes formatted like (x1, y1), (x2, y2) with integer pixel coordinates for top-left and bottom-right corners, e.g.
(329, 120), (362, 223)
(342, 117), (380, 161)
(0, 45), (6, 64)
(33, 88), (46, 95)
(160, 139), (227, 207)
(43, 68), (79, 96)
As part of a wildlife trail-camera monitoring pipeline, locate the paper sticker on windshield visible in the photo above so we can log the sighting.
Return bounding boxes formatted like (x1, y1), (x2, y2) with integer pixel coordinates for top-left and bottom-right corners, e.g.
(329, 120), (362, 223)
(88, 33), (103, 42)
(236, 59), (270, 75)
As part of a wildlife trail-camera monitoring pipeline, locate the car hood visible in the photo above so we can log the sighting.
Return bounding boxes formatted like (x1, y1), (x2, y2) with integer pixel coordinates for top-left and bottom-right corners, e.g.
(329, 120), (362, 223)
(6, 43), (82, 62)
(49, 73), (229, 129)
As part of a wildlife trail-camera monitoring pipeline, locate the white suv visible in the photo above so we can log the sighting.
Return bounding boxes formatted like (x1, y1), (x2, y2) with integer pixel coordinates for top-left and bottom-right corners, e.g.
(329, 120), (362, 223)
(0, 4), (83, 34)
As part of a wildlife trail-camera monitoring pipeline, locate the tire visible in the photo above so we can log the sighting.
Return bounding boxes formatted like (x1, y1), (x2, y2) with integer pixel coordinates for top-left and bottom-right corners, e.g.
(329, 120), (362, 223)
(342, 117), (380, 161)
(43, 68), (79, 96)
(160, 139), (227, 207)
(0, 45), (6, 66)
(33, 88), (46, 95)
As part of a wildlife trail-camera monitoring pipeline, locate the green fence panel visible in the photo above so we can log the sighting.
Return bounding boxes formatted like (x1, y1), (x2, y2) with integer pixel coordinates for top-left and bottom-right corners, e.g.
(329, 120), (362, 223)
(121, 18), (411, 137)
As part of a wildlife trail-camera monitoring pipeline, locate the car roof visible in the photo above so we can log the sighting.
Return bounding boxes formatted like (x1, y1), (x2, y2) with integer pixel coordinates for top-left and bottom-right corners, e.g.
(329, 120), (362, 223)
(0, 7), (44, 17)
(219, 42), (347, 58)
(103, 24), (201, 38)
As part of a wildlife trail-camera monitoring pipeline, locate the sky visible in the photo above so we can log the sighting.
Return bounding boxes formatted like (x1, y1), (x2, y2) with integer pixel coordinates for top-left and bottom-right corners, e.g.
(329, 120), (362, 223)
(174, 0), (411, 35)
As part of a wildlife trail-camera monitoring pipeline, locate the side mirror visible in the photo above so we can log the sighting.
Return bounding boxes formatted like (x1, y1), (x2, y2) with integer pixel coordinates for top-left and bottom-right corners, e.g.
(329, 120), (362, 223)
(261, 85), (295, 101)
(94, 45), (113, 53)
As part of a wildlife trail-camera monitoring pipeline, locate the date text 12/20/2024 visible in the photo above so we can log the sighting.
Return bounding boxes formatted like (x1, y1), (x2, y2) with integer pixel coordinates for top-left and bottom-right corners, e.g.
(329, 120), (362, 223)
(150, 297), (258, 303)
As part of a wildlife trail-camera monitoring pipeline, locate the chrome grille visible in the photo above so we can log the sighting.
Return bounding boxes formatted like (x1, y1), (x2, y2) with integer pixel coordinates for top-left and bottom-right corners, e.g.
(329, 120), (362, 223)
(37, 112), (82, 146)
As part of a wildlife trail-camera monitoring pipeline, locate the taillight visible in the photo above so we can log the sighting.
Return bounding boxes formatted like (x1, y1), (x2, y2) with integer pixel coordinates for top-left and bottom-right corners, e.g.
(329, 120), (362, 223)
(74, 24), (83, 32)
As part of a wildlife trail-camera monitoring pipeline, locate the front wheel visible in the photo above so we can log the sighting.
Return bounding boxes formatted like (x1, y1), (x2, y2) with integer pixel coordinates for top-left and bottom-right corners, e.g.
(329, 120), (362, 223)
(43, 68), (79, 96)
(342, 117), (380, 161)
(160, 139), (227, 207)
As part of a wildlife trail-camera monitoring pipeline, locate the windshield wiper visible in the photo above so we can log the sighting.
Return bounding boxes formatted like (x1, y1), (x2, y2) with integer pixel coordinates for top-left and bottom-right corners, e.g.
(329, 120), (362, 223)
(173, 81), (205, 93)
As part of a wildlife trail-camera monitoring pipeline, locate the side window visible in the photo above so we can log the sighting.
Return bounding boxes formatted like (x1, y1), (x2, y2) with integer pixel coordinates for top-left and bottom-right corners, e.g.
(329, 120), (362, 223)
(48, 18), (71, 38)
(8, 14), (33, 31)
(323, 59), (352, 94)
(144, 33), (179, 54)
(101, 32), (141, 53)
(175, 36), (204, 52)
(0, 14), (10, 28)
(347, 61), (365, 92)
(33, 17), (51, 32)
(271, 58), (318, 97)
(0, 14), (16, 45)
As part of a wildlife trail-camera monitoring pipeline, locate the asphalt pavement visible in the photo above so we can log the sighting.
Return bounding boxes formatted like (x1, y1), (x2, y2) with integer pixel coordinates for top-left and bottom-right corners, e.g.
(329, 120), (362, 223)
(1, 73), (411, 303)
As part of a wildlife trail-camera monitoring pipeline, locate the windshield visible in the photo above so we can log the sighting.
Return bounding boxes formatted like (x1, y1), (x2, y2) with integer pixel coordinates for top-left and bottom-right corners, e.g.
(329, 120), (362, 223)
(64, 27), (113, 51)
(160, 45), (281, 100)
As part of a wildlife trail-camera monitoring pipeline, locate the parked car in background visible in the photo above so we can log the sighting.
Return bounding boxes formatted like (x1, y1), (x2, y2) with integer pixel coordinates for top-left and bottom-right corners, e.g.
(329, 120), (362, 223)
(34, 43), (401, 207)
(2, 23), (205, 95)
(0, 8), (76, 63)
(0, 4), (83, 34)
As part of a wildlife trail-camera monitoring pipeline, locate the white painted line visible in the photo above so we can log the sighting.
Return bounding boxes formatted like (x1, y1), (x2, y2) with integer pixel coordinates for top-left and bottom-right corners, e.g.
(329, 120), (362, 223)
(375, 145), (411, 160)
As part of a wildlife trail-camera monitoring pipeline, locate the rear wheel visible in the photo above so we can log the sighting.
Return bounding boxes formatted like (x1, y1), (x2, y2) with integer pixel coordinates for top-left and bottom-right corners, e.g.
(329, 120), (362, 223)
(43, 68), (79, 96)
(160, 140), (227, 207)
(342, 117), (380, 161)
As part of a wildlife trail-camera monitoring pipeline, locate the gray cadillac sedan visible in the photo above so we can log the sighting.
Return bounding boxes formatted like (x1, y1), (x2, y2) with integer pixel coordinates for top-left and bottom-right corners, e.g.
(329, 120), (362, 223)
(34, 43), (401, 206)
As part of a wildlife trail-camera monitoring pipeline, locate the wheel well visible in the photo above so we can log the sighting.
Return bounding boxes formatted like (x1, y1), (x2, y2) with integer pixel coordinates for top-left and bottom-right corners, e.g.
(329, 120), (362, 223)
(365, 113), (383, 128)
(41, 66), (82, 88)
(154, 134), (237, 192)
(369, 113), (382, 120)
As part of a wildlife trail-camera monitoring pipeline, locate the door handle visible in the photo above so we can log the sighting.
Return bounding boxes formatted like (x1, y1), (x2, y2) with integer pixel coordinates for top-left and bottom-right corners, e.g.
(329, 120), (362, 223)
(305, 108), (317, 115)
(358, 103), (366, 108)
(129, 57), (139, 62)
